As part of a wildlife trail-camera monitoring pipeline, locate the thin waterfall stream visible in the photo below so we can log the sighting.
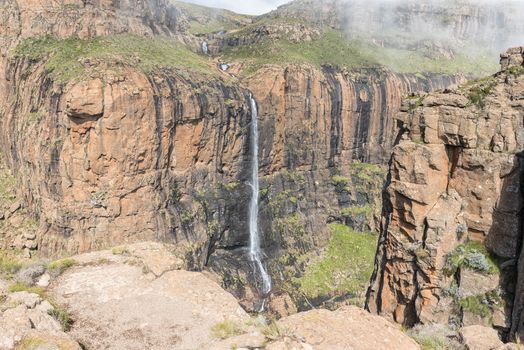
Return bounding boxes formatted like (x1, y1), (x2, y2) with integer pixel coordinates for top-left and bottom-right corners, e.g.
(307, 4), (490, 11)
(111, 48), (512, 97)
(248, 95), (272, 296)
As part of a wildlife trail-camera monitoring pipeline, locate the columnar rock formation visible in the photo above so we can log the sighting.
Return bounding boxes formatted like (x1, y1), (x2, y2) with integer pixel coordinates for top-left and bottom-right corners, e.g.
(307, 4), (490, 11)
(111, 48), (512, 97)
(367, 47), (524, 338)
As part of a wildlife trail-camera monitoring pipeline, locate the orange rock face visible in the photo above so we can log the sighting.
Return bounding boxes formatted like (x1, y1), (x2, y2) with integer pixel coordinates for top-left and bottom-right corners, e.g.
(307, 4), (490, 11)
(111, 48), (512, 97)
(367, 47), (524, 338)
(248, 65), (465, 166)
(0, 0), (183, 42)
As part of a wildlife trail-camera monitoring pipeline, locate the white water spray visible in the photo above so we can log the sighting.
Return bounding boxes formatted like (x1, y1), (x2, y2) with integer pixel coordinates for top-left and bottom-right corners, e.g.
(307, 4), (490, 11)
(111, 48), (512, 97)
(202, 41), (208, 55)
(248, 95), (272, 295)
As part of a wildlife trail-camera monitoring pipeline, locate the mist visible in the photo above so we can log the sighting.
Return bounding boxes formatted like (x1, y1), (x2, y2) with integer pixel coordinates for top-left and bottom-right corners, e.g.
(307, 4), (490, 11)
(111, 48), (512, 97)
(335, 0), (524, 53)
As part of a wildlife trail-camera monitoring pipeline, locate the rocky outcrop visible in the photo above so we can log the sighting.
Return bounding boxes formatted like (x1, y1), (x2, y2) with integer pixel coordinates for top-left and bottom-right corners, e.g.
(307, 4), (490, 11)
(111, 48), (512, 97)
(47, 243), (249, 350)
(0, 61), (253, 258)
(461, 325), (504, 350)
(0, 156), (37, 257)
(220, 21), (321, 49)
(211, 305), (420, 350)
(0, 290), (82, 350)
(0, 241), (419, 350)
(0, 0), (183, 43)
(367, 47), (524, 339)
(268, 306), (421, 350)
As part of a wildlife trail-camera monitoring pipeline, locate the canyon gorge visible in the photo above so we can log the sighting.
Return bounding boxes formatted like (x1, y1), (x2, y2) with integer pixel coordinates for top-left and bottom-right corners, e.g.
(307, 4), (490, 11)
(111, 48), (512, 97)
(0, 0), (523, 349)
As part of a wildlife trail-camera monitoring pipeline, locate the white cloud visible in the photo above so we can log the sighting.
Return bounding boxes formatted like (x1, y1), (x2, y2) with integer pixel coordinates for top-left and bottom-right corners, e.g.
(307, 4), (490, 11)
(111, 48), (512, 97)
(181, 0), (290, 15)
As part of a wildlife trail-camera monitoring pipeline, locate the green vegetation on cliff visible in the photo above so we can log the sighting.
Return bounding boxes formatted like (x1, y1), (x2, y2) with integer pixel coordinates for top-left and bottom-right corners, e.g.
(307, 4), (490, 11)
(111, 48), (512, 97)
(461, 76), (498, 109)
(221, 25), (497, 76)
(340, 205), (373, 220)
(295, 223), (377, 304)
(0, 159), (16, 206)
(222, 29), (377, 75)
(175, 1), (251, 35)
(443, 240), (499, 276)
(0, 251), (23, 275)
(14, 35), (215, 82)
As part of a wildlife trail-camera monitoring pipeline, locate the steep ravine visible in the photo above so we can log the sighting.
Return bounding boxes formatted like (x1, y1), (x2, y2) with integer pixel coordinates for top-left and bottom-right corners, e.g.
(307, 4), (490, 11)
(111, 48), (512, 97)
(367, 47), (524, 340)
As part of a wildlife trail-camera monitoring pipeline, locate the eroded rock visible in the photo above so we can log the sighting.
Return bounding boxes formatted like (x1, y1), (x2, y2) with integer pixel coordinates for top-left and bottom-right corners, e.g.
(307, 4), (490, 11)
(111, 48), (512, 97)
(48, 244), (249, 350)
(368, 46), (524, 337)
(65, 79), (104, 119)
(461, 325), (504, 350)
(273, 306), (421, 350)
(0, 292), (80, 350)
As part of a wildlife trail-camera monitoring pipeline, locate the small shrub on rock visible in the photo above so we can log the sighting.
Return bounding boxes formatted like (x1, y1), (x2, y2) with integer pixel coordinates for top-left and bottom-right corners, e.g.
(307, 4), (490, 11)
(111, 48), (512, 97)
(8, 281), (46, 297)
(48, 301), (74, 331)
(211, 320), (245, 339)
(412, 335), (453, 350)
(0, 252), (24, 275)
(46, 258), (78, 276)
(443, 240), (498, 276)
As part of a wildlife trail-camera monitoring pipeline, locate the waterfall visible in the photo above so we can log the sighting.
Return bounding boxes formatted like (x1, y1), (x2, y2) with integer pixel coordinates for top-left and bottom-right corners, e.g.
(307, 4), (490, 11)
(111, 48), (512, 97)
(248, 95), (272, 295)
(202, 41), (208, 55)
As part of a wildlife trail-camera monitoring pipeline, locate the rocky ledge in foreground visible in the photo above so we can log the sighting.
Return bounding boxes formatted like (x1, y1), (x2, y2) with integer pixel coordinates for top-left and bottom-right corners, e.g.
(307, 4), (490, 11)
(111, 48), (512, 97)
(0, 242), (418, 350)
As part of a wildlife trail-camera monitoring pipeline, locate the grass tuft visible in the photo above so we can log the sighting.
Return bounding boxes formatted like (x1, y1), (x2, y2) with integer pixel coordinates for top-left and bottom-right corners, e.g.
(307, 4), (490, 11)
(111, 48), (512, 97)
(466, 77), (497, 109)
(8, 282), (46, 297)
(47, 300), (74, 331)
(46, 258), (78, 275)
(111, 246), (130, 255)
(412, 335), (454, 350)
(211, 320), (245, 339)
(340, 205), (373, 219)
(0, 253), (24, 275)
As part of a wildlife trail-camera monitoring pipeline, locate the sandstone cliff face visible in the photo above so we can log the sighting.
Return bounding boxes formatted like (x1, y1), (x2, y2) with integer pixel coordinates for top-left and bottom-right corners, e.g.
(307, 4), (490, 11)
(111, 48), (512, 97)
(367, 47), (524, 338)
(1, 60), (253, 258)
(248, 65), (463, 166)
(0, 0), (178, 48)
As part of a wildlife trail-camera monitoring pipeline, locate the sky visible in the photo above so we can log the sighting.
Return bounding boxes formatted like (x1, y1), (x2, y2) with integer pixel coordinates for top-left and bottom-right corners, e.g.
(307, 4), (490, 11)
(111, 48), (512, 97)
(182, 0), (290, 15)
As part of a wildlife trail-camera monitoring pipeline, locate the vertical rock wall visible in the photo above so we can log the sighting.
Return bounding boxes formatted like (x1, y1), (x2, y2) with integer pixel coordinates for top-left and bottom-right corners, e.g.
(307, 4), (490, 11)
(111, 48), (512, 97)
(367, 47), (524, 338)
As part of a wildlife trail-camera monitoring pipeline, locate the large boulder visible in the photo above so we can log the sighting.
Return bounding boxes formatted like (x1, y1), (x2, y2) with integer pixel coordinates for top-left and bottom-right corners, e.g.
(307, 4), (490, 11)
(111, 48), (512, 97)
(48, 242), (249, 350)
(269, 306), (420, 350)
(460, 325), (504, 350)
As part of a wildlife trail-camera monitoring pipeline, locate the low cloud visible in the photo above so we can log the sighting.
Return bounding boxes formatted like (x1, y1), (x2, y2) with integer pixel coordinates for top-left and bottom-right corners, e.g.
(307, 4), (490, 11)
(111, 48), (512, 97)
(338, 0), (524, 52)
